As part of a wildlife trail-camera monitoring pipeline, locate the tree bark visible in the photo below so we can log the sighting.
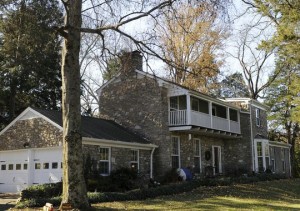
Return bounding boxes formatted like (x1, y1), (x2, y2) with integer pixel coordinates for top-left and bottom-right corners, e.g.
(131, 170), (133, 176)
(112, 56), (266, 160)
(60, 0), (89, 209)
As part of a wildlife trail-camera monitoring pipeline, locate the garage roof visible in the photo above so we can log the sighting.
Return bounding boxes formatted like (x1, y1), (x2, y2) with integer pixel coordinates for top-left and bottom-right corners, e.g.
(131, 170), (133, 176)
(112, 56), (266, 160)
(32, 108), (150, 145)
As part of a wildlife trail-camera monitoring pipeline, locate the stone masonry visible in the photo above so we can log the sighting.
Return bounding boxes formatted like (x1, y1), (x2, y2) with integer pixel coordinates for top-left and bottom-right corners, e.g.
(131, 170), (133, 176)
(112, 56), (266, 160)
(0, 118), (62, 150)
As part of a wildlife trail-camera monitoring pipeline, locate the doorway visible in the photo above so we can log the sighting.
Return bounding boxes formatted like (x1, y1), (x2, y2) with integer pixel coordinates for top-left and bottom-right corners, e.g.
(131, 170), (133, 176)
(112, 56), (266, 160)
(212, 146), (222, 175)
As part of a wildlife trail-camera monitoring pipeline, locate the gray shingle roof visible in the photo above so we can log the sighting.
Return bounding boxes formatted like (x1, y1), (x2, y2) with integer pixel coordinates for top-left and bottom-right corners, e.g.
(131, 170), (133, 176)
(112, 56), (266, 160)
(32, 108), (149, 144)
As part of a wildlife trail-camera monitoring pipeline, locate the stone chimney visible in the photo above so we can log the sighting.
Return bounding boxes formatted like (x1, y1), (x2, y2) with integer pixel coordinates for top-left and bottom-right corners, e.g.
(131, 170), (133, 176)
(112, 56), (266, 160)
(120, 50), (143, 73)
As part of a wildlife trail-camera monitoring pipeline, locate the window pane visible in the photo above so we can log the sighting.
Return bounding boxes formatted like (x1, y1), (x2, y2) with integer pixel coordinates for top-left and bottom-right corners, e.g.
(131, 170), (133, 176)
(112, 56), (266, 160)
(131, 150), (138, 162)
(52, 162), (58, 169)
(265, 144), (270, 156)
(23, 163), (28, 170)
(194, 157), (200, 173)
(191, 97), (199, 111)
(16, 164), (21, 170)
(198, 99), (209, 114)
(99, 161), (109, 174)
(171, 156), (179, 169)
(212, 104), (227, 118)
(257, 142), (262, 156)
(43, 163), (49, 169)
(271, 160), (275, 172)
(194, 140), (200, 156)
(229, 109), (238, 121)
(170, 97), (178, 110)
(258, 157), (263, 172)
(1, 164), (6, 170)
(172, 137), (179, 155)
(178, 95), (187, 110)
(99, 148), (109, 160)
(35, 163), (41, 170)
(8, 164), (13, 170)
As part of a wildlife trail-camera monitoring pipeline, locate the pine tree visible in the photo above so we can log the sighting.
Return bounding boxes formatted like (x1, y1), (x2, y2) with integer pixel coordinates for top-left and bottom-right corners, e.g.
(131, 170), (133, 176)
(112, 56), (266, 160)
(0, 0), (63, 127)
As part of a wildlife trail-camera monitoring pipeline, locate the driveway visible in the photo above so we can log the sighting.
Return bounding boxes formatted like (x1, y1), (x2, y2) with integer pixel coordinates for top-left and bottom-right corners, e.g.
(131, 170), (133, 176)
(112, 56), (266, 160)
(0, 193), (19, 210)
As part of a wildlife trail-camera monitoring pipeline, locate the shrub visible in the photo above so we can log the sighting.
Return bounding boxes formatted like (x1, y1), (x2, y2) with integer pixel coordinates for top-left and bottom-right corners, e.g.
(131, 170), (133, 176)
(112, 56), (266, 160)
(20, 182), (62, 201)
(16, 172), (289, 208)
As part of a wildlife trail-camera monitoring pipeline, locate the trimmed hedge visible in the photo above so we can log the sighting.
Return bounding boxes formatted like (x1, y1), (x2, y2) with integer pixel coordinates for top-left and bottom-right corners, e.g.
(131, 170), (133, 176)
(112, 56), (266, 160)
(16, 173), (287, 208)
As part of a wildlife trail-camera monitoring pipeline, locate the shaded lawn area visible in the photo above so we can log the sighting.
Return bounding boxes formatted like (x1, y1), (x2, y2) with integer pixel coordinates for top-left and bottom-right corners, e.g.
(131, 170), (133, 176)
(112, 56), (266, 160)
(93, 179), (300, 210)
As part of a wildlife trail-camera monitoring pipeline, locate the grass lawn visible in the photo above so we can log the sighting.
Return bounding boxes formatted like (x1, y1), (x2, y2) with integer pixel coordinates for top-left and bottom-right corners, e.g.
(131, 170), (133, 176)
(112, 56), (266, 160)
(93, 179), (300, 210)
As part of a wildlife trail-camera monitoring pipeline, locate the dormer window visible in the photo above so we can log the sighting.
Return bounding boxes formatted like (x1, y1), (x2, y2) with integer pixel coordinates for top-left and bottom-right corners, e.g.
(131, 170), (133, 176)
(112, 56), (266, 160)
(255, 108), (261, 126)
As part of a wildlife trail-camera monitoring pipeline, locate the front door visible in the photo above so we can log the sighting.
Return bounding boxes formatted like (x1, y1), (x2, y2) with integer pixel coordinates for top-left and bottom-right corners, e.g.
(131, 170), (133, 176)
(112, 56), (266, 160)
(212, 146), (222, 175)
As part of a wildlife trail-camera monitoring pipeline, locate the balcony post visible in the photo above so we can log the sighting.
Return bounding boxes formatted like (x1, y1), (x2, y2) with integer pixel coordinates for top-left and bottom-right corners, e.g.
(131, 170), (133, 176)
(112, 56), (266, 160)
(209, 102), (213, 128)
(227, 107), (230, 132)
(186, 94), (191, 125)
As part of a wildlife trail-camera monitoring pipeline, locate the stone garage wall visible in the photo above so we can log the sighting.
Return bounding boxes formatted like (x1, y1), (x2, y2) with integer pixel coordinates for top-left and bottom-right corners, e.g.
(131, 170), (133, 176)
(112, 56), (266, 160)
(0, 118), (62, 150)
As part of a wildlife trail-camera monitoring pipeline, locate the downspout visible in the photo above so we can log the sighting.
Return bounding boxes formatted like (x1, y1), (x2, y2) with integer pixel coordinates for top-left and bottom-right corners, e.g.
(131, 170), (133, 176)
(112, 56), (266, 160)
(249, 103), (255, 172)
(289, 146), (292, 177)
(150, 147), (156, 178)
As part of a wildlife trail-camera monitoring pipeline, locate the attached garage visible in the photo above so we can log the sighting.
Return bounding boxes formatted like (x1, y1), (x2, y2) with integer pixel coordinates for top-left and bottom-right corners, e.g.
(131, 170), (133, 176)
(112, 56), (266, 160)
(0, 107), (156, 193)
(0, 147), (62, 193)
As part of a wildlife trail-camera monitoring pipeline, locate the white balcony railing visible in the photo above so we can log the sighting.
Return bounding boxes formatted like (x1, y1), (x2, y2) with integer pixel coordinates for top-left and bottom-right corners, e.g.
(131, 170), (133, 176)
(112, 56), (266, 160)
(169, 110), (187, 126)
(169, 109), (241, 134)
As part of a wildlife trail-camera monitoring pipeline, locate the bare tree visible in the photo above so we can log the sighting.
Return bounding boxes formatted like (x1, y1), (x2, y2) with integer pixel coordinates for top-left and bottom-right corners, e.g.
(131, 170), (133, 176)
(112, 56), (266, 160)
(228, 24), (279, 99)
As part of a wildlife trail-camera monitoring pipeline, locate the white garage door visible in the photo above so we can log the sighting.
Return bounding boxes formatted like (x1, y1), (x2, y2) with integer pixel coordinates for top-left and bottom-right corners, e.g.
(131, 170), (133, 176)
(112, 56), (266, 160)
(0, 147), (63, 193)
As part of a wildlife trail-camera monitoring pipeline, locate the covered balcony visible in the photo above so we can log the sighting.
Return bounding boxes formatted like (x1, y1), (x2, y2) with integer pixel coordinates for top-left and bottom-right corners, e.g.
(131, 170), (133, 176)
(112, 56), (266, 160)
(169, 95), (241, 135)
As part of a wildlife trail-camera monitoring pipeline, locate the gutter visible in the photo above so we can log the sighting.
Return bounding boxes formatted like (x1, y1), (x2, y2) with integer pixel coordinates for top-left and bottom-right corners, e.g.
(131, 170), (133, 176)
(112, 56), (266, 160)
(250, 104), (255, 172)
(83, 137), (158, 150)
(150, 147), (156, 178)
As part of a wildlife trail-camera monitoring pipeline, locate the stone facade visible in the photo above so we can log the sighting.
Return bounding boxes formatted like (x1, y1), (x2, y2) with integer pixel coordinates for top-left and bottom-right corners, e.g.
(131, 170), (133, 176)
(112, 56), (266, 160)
(100, 72), (171, 176)
(0, 118), (62, 150)
(223, 112), (253, 174)
(99, 70), (251, 177)
(82, 145), (151, 175)
(0, 116), (152, 177)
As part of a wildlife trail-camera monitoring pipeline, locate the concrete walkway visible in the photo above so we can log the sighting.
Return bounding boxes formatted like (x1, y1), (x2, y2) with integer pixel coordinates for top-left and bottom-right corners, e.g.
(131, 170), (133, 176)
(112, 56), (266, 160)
(0, 193), (19, 210)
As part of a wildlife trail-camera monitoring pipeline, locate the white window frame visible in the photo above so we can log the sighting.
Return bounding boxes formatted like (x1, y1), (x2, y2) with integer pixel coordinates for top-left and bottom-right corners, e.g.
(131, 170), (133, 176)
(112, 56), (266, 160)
(270, 147), (276, 173)
(193, 138), (202, 173)
(255, 108), (261, 126)
(281, 148), (286, 173)
(254, 140), (270, 172)
(130, 149), (139, 171)
(98, 147), (111, 176)
(171, 136), (180, 169)
(212, 145), (222, 175)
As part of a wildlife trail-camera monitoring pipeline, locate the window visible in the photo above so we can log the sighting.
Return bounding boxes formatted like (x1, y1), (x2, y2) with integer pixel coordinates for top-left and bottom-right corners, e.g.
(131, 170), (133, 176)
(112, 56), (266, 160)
(212, 103), (227, 119)
(171, 136), (180, 169)
(130, 150), (139, 171)
(191, 97), (209, 114)
(99, 147), (110, 175)
(255, 141), (270, 172)
(43, 163), (49, 169)
(1, 164), (6, 170)
(229, 109), (238, 122)
(52, 162), (58, 169)
(8, 164), (13, 170)
(270, 147), (275, 172)
(23, 163), (28, 170)
(170, 96), (186, 110)
(281, 149), (286, 172)
(35, 163), (41, 170)
(16, 164), (21, 170)
(256, 108), (261, 126)
(194, 139), (201, 173)
(257, 142), (263, 172)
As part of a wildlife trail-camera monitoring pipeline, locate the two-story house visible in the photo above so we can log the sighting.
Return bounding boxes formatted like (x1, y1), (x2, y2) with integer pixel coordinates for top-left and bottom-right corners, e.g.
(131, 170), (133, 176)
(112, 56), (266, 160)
(98, 51), (291, 178)
(0, 51), (291, 193)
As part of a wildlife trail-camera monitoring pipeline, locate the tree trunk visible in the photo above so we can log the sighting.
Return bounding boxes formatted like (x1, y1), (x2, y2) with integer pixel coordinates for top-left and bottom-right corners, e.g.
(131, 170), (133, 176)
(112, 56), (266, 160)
(60, 0), (89, 209)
